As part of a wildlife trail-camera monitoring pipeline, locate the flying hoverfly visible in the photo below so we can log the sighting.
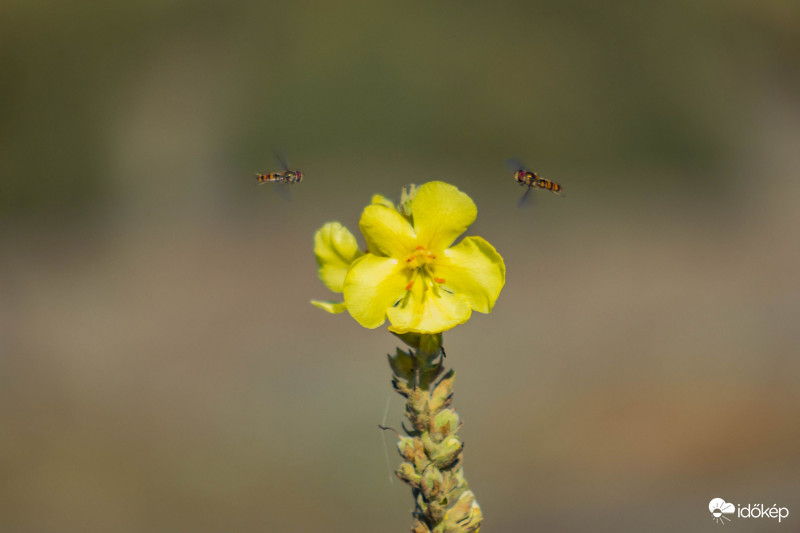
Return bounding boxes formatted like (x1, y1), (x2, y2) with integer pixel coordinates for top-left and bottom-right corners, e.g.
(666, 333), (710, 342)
(255, 152), (303, 185)
(506, 158), (564, 208)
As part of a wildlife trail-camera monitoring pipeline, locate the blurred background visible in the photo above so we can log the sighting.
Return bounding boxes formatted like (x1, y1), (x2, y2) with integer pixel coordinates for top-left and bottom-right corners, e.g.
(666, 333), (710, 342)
(2, 0), (799, 531)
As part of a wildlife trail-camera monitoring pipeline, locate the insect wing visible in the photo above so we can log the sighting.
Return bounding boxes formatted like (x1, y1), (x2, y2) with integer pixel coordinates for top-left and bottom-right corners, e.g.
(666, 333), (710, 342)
(273, 149), (290, 172)
(517, 186), (536, 209)
(273, 182), (293, 202)
(505, 158), (527, 173)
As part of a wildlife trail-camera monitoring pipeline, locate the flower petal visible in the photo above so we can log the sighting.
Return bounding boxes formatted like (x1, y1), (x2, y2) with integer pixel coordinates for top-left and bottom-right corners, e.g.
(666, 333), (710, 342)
(412, 182), (477, 251)
(343, 254), (408, 329)
(359, 204), (417, 258)
(370, 194), (396, 210)
(435, 236), (505, 313)
(386, 282), (472, 334)
(314, 222), (364, 293)
(310, 300), (347, 314)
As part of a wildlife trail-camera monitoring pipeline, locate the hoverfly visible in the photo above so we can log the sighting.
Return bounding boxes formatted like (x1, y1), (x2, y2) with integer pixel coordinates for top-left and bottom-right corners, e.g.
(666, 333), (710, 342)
(255, 151), (303, 184)
(506, 158), (564, 208)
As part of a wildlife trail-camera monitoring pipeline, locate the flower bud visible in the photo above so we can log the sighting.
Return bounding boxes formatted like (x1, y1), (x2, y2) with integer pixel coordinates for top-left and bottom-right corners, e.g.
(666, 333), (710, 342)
(407, 389), (428, 415)
(397, 436), (416, 461)
(421, 467), (444, 500)
(398, 184), (419, 216)
(431, 409), (460, 441)
(429, 369), (455, 412)
(396, 462), (422, 487)
(446, 490), (482, 531)
(439, 468), (461, 497)
(432, 436), (463, 469)
(425, 499), (446, 525)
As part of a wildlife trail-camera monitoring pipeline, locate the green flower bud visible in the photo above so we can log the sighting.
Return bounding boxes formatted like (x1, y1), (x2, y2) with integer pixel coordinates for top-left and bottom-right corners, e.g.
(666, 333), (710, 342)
(397, 436), (416, 461)
(421, 467), (444, 500)
(396, 462), (422, 487)
(432, 436), (463, 469)
(413, 437), (427, 463)
(439, 468), (461, 498)
(407, 391), (431, 431)
(425, 499), (446, 525)
(445, 490), (482, 532)
(429, 369), (455, 412)
(431, 409), (460, 441)
(420, 432), (437, 456)
(407, 389), (428, 414)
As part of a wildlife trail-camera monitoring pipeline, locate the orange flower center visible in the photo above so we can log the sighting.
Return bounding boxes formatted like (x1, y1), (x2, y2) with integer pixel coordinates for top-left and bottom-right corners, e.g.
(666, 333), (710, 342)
(405, 246), (436, 269)
(404, 246), (445, 291)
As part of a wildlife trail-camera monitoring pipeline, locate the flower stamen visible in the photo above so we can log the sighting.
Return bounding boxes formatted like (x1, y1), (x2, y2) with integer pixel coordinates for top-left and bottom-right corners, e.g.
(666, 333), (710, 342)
(405, 246), (437, 270)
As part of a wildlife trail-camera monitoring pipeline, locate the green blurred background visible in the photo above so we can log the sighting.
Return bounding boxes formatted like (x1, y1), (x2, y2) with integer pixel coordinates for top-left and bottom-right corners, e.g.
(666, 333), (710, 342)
(2, 0), (799, 531)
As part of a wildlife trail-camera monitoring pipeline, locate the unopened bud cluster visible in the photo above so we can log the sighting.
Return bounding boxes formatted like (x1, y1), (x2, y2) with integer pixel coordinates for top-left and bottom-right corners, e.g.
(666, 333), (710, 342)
(388, 334), (482, 533)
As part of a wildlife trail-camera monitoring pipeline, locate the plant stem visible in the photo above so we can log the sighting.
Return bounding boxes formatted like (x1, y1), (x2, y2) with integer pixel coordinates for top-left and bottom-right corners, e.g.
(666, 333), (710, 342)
(388, 334), (483, 533)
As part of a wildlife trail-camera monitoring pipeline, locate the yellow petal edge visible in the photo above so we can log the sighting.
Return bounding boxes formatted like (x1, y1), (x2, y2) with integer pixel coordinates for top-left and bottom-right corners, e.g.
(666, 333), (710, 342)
(314, 222), (363, 293)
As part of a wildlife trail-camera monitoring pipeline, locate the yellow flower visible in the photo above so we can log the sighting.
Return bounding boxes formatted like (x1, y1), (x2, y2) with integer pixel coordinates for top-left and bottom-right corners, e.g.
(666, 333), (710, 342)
(310, 221), (364, 314)
(313, 182), (505, 334)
